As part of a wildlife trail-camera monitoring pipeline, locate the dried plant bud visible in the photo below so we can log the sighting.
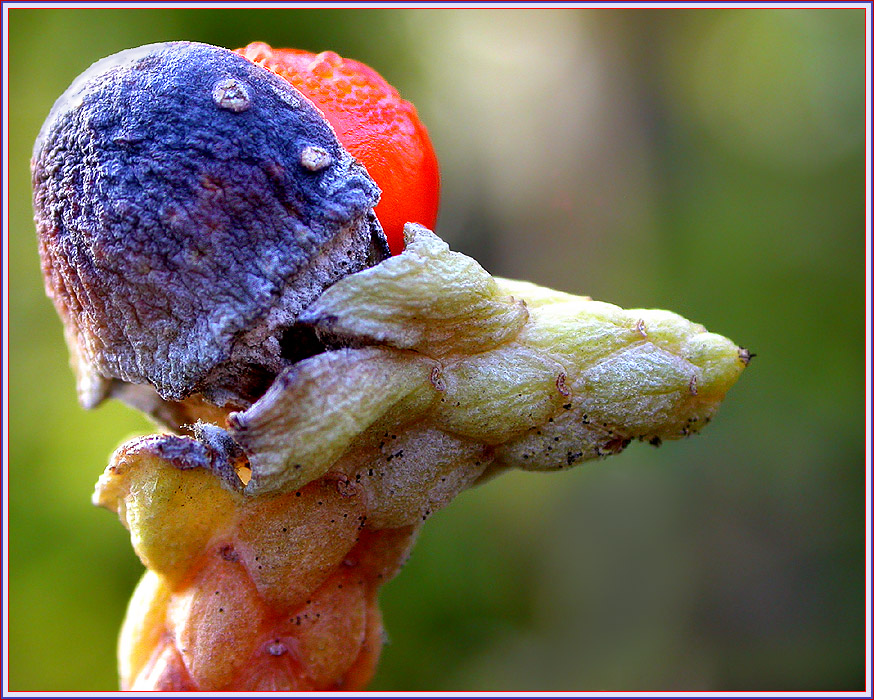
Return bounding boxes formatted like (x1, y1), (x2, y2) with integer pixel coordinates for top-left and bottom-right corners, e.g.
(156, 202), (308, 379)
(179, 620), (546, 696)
(39, 40), (751, 691)
(32, 41), (388, 411)
(90, 226), (748, 690)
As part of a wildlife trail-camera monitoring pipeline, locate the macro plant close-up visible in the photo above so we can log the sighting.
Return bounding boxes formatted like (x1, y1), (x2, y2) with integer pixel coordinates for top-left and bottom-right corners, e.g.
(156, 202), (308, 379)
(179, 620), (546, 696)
(5, 6), (867, 693)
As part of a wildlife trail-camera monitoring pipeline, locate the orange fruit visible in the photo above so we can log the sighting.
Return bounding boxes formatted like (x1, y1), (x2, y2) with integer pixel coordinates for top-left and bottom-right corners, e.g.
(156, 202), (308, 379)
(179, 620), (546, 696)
(237, 42), (440, 255)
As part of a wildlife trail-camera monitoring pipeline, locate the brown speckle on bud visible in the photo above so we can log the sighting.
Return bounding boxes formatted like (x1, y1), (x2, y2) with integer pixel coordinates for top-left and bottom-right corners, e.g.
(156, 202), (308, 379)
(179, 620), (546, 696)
(555, 372), (570, 397)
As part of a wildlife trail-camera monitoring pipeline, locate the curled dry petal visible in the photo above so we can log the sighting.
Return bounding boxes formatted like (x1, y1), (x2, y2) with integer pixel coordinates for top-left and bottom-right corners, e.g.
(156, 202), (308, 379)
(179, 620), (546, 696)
(298, 225), (530, 355)
(228, 346), (441, 495)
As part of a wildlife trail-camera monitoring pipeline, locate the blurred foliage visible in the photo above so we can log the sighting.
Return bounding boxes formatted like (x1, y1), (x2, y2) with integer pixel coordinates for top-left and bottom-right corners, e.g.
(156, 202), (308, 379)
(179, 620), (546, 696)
(5, 7), (866, 691)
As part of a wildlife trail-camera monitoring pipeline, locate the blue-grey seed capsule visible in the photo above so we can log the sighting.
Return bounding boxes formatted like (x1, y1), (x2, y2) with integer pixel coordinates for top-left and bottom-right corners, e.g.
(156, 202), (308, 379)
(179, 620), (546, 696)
(32, 41), (388, 411)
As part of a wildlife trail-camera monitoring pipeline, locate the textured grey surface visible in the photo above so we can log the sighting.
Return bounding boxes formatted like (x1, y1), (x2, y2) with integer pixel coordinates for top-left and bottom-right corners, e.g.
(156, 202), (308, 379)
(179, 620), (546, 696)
(33, 41), (388, 409)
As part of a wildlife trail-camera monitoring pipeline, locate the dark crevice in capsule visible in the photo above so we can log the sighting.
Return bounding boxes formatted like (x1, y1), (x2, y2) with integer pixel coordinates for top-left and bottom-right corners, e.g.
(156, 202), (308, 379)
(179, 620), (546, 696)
(279, 324), (327, 364)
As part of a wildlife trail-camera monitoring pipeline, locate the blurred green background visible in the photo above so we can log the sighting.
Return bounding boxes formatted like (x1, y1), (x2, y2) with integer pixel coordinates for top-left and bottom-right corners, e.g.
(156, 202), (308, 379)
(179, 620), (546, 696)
(5, 7), (866, 691)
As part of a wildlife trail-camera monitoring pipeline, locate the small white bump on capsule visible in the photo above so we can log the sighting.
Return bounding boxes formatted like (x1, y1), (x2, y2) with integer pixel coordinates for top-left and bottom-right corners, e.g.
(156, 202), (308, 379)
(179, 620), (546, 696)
(300, 145), (332, 172)
(212, 79), (251, 112)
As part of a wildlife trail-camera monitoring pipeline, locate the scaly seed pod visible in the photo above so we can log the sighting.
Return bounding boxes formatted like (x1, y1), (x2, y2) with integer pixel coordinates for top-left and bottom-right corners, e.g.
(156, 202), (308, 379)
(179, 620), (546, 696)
(231, 224), (748, 501)
(32, 41), (388, 416)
